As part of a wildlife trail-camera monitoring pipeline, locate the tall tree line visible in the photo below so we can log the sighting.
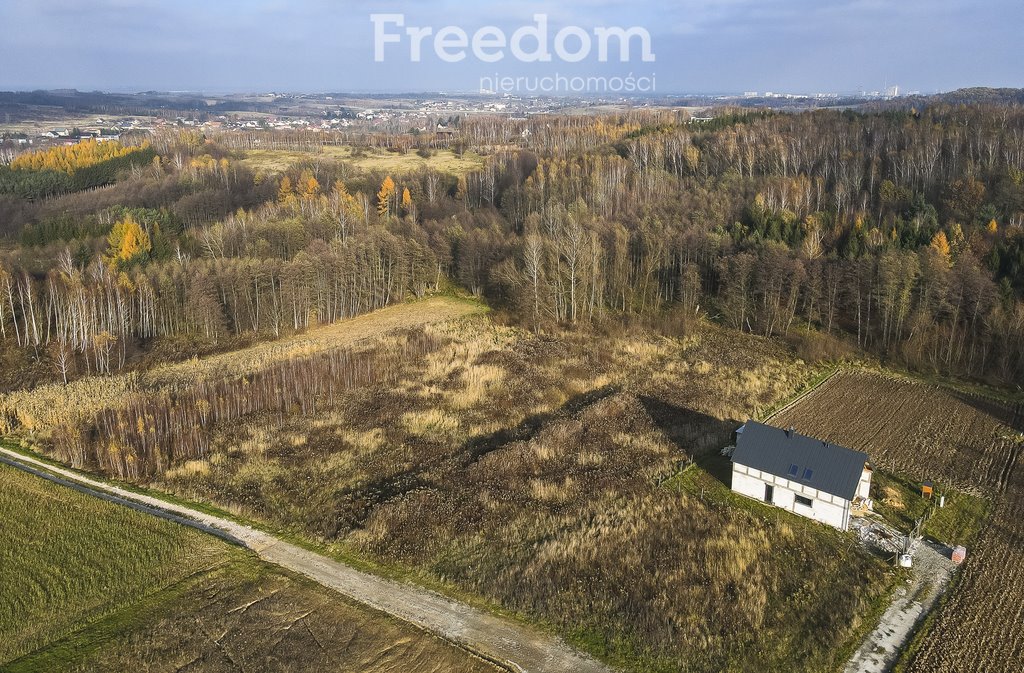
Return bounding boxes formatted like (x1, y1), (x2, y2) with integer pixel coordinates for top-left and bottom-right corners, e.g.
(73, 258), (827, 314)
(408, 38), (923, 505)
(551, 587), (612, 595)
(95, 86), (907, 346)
(2, 106), (1024, 383)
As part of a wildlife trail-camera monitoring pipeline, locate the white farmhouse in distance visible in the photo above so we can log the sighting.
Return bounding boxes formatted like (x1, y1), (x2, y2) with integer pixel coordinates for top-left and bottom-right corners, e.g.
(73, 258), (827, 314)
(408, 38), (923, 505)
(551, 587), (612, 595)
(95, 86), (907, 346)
(731, 421), (872, 531)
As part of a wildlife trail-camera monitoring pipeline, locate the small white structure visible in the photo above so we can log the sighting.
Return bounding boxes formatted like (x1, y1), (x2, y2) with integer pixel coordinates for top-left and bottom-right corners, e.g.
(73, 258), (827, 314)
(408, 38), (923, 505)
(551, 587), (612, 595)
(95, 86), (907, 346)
(731, 420), (872, 531)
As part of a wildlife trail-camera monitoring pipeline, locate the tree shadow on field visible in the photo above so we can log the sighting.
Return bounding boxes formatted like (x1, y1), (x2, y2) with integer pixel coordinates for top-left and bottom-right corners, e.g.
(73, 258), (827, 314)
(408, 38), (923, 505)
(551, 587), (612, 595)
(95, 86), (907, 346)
(458, 383), (623, 467)
(953, 391), (1024, 432)
(321, 383), (625, 537)
(639, 396), (741, 487)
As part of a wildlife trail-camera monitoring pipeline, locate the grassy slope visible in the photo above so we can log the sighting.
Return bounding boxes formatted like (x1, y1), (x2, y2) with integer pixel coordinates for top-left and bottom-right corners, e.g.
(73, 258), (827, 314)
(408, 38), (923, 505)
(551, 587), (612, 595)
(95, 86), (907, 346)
(148, 317), (889, 673)
(2, 306), (898, 673)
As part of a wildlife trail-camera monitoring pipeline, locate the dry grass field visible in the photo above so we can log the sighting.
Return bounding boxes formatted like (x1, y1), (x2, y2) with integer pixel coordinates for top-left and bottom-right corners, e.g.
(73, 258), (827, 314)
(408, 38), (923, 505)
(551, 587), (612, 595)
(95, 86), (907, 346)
(1, 302), (897, 672)
(140, 315), (888, 673)
(240, 146), (485, 175)
(770, 370), (1024, 673)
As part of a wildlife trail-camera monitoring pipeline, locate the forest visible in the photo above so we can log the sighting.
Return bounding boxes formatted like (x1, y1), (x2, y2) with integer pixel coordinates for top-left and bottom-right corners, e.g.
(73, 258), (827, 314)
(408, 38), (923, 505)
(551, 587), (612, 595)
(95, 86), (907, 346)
(1, 104), (1023, 387)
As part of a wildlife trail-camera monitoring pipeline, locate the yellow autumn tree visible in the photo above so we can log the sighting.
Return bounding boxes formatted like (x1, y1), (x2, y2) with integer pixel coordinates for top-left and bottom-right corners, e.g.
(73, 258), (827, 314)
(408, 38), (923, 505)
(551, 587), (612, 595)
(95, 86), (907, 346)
(331, 180), (359, 215)
(401, 187), (412, 213)
(298, 169), (320, 198)
(377, 175), (396, 217)
(10, 139), (147, 174)
(278, 176), (296, 205)
(106, 215), (151, 265)
(987, 218), (999, 235)
(930, 231), (951, 262)
(333, 180), (353, 203)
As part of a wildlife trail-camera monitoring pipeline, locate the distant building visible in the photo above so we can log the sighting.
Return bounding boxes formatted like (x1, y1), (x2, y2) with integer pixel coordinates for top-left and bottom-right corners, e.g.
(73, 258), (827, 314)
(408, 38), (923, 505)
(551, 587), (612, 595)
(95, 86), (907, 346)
(731, 420), (872, 531)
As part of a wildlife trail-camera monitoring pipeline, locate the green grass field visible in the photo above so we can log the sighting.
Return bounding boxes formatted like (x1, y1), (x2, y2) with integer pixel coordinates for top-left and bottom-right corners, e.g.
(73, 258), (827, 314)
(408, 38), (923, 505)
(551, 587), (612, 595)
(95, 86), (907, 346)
(240, 146), (485, 175)
(8, 554), (498, 673)
(0, 463), (231, 665)
(871, 471), (989, 548)
(0, 461), (497, 673)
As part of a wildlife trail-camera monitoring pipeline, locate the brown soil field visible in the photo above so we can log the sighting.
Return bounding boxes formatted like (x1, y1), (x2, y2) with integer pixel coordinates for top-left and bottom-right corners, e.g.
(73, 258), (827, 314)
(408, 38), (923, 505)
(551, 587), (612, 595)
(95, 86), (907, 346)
(771, 370), (1021, 492)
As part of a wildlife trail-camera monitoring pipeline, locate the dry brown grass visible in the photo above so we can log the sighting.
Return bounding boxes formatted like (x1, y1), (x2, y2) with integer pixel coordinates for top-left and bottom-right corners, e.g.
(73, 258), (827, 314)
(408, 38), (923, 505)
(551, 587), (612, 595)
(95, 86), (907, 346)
(145, 296), (484, 388)
(146, 316), (881, 673)
(3, 301), (882, 673)
(0, 373), (139, 438)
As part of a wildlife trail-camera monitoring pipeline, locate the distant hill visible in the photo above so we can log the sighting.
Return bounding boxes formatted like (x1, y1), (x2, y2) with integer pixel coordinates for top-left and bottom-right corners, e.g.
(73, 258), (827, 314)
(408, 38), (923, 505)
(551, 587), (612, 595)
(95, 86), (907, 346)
(932, 87), (1024, 105)
(883, 87), (1024, 108)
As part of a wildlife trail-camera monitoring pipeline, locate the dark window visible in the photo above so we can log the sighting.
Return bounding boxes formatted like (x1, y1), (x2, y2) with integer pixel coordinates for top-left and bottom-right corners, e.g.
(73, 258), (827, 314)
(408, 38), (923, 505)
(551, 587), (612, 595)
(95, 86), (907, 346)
(787, 464), (799, 477)
(802, 467), (814, 481)
(764, 483), (774, 504)
(795, 494), (813, 507)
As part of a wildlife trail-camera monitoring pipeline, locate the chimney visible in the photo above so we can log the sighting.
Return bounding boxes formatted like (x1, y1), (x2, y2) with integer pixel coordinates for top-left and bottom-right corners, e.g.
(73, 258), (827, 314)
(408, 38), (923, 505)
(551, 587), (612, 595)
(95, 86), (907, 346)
(786, 426), (795, 437)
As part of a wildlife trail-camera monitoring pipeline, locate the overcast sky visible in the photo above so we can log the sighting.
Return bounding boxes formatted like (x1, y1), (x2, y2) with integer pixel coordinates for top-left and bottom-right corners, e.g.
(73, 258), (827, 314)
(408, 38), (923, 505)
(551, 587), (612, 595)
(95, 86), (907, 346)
(0, 0), (1020, 95)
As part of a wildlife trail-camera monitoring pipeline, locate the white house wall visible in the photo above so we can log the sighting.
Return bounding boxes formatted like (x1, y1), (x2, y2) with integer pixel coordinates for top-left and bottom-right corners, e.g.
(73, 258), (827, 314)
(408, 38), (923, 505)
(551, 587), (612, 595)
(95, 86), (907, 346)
(857, 469), (872, 500)
(731, 463), (851, 530)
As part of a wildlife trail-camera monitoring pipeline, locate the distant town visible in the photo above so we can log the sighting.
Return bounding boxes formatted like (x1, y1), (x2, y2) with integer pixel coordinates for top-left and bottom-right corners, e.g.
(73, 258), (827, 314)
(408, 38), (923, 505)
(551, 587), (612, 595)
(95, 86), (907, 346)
(0, 87), (913, 152)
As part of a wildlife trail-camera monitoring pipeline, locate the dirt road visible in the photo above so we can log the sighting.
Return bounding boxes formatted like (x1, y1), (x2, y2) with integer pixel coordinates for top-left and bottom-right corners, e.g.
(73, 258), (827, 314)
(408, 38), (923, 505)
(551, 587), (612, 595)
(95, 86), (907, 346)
(0, 448), (610, 673)
(843, 534), (956, 673)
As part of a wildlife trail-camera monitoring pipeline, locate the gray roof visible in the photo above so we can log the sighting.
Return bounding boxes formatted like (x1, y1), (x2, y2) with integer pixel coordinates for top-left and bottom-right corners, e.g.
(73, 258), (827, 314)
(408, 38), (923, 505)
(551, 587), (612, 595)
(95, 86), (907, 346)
(732, 420), (868, 500)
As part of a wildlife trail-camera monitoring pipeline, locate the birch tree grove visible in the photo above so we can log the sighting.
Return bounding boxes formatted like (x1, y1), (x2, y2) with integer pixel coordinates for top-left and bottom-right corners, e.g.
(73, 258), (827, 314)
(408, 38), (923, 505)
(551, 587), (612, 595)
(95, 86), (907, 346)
(0, 229), (437, 372)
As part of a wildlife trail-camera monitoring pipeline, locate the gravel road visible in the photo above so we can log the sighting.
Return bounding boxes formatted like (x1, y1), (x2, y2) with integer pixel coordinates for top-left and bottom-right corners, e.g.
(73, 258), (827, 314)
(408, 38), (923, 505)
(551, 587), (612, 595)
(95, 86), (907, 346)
(843, 528), (956, 673)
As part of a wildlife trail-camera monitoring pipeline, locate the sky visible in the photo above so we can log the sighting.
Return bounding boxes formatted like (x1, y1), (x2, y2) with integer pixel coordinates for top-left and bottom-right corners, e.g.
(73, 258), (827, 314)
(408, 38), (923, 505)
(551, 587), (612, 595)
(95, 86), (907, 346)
(0, 0), (1021, 95)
